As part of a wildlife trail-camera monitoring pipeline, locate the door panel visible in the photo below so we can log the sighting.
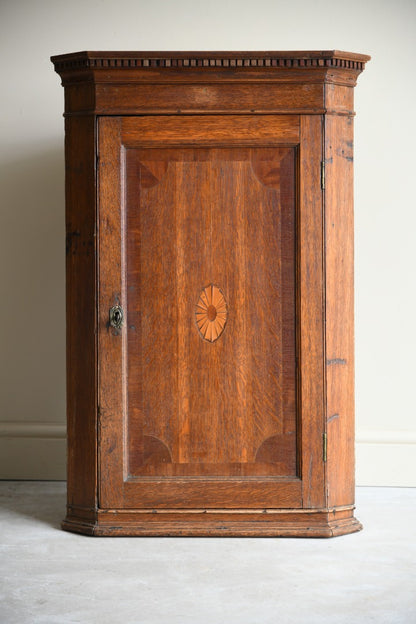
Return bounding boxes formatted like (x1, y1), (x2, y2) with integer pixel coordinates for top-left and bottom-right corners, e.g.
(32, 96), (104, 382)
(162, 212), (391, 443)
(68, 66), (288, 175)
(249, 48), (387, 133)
(98, 115), (325, 510)
(126, 147), (297, 478)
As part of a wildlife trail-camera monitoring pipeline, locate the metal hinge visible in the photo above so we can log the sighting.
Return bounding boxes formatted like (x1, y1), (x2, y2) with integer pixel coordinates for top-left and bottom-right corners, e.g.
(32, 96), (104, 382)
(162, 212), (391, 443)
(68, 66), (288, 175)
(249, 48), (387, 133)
(323, 432), (327, 462)
(321, 160), (325, 190)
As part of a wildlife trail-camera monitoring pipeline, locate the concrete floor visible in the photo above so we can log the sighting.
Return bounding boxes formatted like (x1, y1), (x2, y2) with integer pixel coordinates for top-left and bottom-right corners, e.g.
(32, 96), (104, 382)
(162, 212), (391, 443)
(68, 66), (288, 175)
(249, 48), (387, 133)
(0, 483), (415, 624)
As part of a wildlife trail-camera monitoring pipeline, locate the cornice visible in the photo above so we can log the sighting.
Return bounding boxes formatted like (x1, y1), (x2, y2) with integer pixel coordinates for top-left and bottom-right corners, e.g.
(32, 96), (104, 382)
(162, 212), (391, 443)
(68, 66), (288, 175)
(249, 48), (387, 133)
(51, 50), (370, 74)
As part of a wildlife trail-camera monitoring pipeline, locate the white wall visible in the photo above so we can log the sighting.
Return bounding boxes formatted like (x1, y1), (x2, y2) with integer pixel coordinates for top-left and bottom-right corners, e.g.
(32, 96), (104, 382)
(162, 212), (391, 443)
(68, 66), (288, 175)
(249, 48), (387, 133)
(1, 0), (415, 485)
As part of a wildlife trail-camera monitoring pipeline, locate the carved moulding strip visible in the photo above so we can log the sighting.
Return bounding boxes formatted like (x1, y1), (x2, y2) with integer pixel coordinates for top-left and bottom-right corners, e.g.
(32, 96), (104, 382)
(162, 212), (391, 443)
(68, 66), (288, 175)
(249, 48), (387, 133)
(51, 51), (370, 73)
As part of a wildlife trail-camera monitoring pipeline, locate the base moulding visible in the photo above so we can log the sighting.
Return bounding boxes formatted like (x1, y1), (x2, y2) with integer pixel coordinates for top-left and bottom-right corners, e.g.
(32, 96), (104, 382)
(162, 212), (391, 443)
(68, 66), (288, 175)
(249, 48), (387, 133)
(62, 506), (362, 538)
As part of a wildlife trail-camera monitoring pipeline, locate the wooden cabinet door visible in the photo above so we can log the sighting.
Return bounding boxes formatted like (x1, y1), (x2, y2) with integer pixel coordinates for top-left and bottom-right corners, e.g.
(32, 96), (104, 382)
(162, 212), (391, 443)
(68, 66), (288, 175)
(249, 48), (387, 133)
(98, 115), (325, 510)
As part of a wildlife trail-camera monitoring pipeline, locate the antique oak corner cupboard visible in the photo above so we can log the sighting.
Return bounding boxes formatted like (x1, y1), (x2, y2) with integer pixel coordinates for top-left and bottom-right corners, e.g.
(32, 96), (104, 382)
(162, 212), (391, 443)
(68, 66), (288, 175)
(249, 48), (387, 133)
(51, 50), (369, 537)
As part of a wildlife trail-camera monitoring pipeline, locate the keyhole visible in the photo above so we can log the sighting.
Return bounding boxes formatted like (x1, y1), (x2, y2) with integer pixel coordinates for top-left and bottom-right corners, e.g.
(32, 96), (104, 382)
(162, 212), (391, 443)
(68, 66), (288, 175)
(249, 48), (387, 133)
(110, 305), (123, 329)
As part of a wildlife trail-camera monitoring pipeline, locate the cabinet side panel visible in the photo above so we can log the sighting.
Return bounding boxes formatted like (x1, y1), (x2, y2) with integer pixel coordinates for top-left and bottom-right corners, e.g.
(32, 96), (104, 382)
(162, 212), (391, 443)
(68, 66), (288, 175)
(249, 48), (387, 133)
(65, 116), (98, 510)
(324, 114), (355, 507)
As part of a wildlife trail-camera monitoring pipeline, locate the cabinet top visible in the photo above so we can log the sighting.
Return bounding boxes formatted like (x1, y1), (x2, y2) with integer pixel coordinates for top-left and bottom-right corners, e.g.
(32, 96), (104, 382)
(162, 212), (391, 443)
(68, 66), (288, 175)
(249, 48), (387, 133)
(51, 50), (370, 116)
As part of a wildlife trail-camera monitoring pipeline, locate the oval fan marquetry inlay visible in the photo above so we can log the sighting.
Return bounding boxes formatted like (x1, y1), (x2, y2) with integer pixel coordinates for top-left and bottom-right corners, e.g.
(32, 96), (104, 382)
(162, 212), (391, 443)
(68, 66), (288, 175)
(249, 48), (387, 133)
(195, 284), (227, 343)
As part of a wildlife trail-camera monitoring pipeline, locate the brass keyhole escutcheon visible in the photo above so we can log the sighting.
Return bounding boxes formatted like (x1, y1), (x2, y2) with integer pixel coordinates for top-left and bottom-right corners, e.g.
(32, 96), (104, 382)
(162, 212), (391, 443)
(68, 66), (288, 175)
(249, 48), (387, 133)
(109, 305), (124, 330)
